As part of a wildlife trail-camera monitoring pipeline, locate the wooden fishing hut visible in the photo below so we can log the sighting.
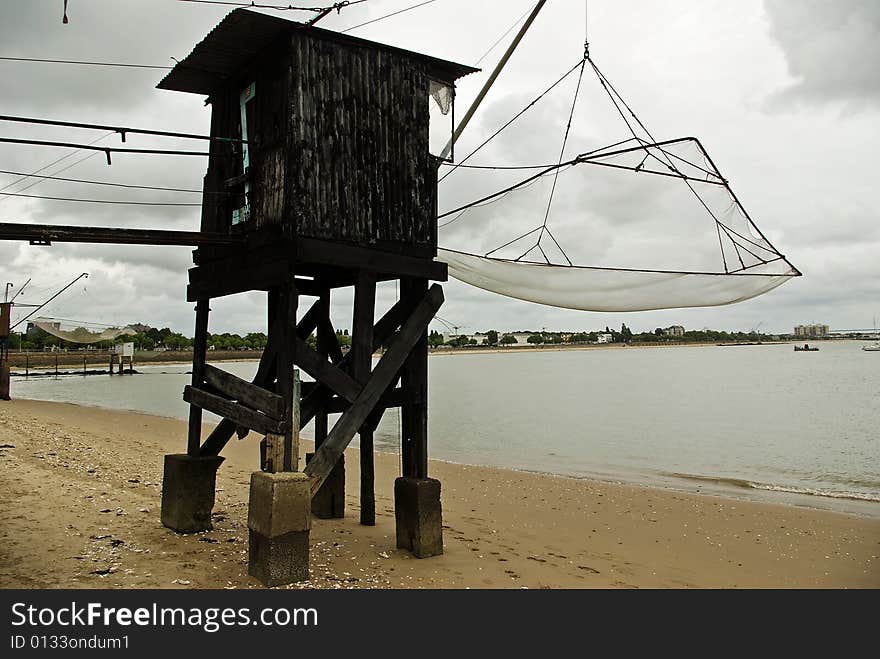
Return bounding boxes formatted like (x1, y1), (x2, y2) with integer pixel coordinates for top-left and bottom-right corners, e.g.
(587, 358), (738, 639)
(156, 9), (477, 585)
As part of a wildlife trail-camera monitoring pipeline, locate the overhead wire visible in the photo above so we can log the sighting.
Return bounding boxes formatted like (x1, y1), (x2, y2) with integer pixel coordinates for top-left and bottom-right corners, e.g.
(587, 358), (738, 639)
(473, 5), (534, 66)
(0, 56), (171, 70)
(438, 59), (584, 184)
(0, 115), (244, 144)
(0, 192), (201, 206)
(0, 170), (229, 195)
(342, 0), (438, 32)
(177, 0), (369, 12)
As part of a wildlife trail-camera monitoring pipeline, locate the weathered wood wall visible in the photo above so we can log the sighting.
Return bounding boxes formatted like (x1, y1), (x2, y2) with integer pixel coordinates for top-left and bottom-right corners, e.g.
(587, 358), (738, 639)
(200, 32), (437, 257)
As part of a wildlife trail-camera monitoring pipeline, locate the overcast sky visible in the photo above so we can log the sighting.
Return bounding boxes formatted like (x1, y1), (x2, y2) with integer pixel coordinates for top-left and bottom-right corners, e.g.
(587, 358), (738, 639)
(1, 0), (877, 336)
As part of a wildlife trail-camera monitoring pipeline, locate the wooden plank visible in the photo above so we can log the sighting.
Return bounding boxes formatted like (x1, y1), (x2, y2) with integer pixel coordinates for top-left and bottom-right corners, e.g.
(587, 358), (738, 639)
(304, 283), (444, 496)
(324, 387), (408, 414)
(296, 297), (322, 341)
(204, 364), (283, 419)
(297, 237), (448, 281)
(293, 336), (361, 403)
(298, 293), (417, 426)
(184, 385), (285, 436)
(0, 223), (240, 246)
(197, 313), (280, 456)
(187, 299), (210, 456)
(317, 317), (344, 365)
(187, 258), (292, 301)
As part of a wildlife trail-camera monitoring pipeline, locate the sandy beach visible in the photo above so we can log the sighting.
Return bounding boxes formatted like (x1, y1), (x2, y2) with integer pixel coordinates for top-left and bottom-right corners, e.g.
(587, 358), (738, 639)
(0, 399), (877, 589)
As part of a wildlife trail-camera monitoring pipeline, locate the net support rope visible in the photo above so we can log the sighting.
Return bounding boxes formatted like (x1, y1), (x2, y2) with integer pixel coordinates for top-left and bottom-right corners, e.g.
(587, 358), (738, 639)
(434, 6), (800, 311)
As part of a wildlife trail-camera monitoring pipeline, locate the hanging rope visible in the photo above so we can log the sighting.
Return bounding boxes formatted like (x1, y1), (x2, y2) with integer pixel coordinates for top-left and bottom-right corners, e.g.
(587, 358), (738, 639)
(520, 57), (588, 265)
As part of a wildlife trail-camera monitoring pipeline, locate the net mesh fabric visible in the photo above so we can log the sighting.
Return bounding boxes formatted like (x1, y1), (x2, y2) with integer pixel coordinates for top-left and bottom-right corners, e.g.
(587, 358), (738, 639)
(31, 318), (136, 344)
(437, 248), (795, 312)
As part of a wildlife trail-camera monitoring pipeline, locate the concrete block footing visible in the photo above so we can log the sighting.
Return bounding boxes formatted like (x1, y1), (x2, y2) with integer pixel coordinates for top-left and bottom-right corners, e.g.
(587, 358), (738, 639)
(247, 471), (311, 586)
(306, 452), (345, 519)
(160, 454), (224, 534)
(394, 476), (443, 558)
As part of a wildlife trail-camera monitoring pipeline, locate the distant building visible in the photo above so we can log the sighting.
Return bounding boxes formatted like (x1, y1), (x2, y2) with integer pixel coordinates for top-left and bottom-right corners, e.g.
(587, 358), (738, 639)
(596, 333), (613, 344)
(794, 324), (829, 338)
(663, 325), (685, 337)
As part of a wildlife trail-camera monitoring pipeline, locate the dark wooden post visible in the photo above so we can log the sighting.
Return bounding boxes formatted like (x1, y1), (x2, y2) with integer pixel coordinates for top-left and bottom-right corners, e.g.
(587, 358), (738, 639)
(187, 299), (210, 456)
(400, 277), (429, 479)
(264, 282), (298, 473)
(83, 356), (86, 376)
(352, 270), (377, 525)
(313, 290), (331, 450)
(108, 353), (113, 375)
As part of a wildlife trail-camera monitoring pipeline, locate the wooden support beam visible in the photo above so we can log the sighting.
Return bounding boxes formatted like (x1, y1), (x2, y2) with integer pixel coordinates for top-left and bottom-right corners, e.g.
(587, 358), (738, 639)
(297, 237), (448, 281)
(293, 336), (361, 403)
(184, 385), (285, 436)
(196, 296), (317, 458)
(353, 270), (377, 526)
(187, 299), (210, 456)
(187, 258), (292, 302)
(298, 295), (417, 427)
(304, 284), (444, 496)
(204, 364), (283, 420)
(275, 283), (298, 472)
(323, 387), (409, 414)
(0, 222), (242, 247)
(314, 291), (331, 450)
(317, 317), (344, 365)
(198, 314), (279, 457)
(401, 277), (430, 479)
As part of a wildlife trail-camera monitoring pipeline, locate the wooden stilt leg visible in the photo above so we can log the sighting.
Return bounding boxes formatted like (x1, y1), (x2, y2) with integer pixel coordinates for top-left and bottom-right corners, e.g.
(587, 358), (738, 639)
(314, 290), (331, 449)
(275, 282), (298, 472)
(353, 270), (377, 525)
(401, 277), (429, 479)
(187, 299), (210, 456)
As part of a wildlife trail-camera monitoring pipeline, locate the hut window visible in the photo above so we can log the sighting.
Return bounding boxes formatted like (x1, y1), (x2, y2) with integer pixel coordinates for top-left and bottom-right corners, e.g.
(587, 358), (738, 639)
(233, 81), (256, 226)
(428, 79), (454, 161)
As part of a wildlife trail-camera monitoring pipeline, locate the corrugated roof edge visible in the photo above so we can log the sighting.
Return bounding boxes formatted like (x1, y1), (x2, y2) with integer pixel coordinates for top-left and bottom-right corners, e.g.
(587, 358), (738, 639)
(158, 8), (480, 96)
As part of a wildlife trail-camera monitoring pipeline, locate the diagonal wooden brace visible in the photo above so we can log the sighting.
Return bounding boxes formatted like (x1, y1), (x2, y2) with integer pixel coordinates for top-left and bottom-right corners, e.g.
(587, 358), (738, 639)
(303, 284), (444, 497)
(299, 295), (419, 426)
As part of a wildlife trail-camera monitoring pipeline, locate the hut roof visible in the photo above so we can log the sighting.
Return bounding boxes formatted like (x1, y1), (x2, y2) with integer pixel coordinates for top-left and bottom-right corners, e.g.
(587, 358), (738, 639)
(158, 8), (479, 96)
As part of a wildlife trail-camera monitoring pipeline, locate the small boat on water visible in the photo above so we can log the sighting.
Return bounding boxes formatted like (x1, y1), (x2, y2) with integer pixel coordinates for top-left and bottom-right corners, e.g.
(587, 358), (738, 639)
(863, 343), (880, 352)
(794, 344), (819, 352)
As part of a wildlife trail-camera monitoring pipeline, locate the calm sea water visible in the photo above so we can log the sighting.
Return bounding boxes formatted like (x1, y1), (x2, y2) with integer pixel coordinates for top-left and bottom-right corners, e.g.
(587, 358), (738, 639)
(9, 342), (880, 517)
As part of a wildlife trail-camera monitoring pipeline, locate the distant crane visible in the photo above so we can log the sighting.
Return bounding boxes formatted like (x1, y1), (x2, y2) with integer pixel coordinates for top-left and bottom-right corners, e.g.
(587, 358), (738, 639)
(434, 315), (467, 337)
(749, 321), (763, 335)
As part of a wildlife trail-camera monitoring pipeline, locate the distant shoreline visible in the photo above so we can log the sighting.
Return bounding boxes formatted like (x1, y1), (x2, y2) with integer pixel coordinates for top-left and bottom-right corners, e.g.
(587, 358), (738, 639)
(10, 338), (869, 370)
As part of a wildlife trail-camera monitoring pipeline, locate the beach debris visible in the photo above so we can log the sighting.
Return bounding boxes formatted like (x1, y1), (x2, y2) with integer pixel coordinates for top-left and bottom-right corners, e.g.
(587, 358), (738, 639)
(98, 508), (112, 513)
(172, 579), (192, 585)
(91, 566), (118, 576)
(0, 444), (15, 449)
(378, 551), (390, 559)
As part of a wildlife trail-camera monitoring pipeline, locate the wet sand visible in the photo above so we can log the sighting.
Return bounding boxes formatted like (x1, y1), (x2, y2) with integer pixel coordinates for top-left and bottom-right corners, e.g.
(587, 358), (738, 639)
(1, 399), (877, 589)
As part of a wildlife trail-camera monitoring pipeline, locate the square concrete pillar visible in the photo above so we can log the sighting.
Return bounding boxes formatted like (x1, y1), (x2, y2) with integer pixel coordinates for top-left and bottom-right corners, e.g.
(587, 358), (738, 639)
(306, 452), (345, 519)
(247, 471), (311, 586)
(394, 477), (443, 558)
(160, 454), (224, 533)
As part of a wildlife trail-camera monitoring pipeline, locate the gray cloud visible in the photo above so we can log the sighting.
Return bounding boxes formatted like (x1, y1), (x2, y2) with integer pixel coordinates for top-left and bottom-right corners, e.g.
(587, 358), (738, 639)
(764, 0), (880, 109)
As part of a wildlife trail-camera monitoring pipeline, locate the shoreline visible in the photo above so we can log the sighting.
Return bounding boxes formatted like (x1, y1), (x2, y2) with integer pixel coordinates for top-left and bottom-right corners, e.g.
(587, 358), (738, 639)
(1, 399), (878, 589)
(7, 384), (879, 519)
(9, 337), (871, 370)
